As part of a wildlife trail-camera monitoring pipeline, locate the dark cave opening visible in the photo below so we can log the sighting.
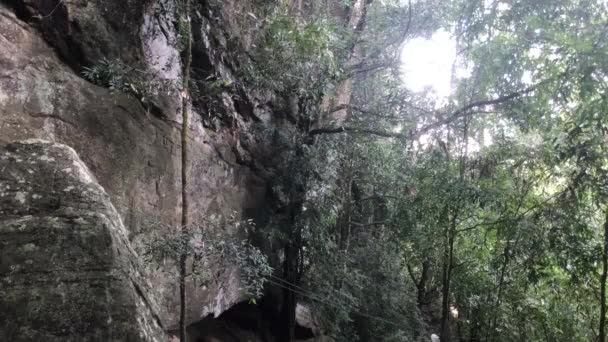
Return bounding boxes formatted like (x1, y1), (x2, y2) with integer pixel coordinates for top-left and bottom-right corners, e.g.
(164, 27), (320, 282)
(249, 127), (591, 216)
(184, 298), (315, 342)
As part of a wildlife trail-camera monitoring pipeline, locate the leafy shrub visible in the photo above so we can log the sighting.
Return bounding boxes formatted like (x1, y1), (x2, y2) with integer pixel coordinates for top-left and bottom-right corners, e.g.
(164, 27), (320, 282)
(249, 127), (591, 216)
(139, 214), (272, 298)
(244, 8), (342, 98)
(82, 58), (175, 105)
(82, 58), (133, 93)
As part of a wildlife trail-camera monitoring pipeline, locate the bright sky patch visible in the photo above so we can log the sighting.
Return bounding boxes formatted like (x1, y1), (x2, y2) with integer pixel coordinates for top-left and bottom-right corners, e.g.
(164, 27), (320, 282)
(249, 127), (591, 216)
(400, 30), (456, 100)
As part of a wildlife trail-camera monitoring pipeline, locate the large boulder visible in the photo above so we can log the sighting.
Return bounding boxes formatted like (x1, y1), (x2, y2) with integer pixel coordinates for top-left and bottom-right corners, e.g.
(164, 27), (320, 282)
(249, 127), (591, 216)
(0, 140), (166, 341)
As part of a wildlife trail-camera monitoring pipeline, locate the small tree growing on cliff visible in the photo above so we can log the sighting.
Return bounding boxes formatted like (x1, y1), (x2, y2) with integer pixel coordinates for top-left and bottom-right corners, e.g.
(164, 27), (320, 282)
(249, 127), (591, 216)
(139, 214), (273, 314)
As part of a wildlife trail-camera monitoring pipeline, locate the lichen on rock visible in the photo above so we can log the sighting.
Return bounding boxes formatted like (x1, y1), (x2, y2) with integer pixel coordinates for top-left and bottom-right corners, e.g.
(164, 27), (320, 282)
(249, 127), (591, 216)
(0, 140), (166, 341)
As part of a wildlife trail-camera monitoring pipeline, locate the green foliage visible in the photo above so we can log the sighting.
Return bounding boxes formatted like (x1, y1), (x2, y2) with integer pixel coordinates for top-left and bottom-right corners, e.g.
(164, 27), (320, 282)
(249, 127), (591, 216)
(177, 17), (191, 52)
(293, 135), (425, 341)
(189, 75), (236, 128)
(243, 7), (342, 99)
(82, 58), (174, 105)
(82, 58), (135, 94)
(139, 214), (272, 298)
(122, 0), (607, 340)
(283, 1), (608, 339)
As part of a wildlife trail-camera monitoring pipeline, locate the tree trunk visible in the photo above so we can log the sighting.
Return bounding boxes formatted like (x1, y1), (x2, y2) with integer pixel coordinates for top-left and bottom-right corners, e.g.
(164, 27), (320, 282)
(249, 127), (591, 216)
(319, 0), (373, 126)
(440, 222), (455, 342)
(599, 212), (608, 342)
(281, 242), (299, 342)
(441, 120), (467, 342)
(489, 238), (511, 341)
(179, 250), (187, 341)
(407, 259), (431, 310)
(179, 0), (192, 340)
(469, 307), (482, 342)
(417, 259), (431, 307)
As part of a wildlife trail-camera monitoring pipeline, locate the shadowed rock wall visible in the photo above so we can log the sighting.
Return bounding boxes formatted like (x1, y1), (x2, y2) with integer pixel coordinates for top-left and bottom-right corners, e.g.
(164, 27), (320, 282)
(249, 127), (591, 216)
(0, 1), (273, 330)
(0, 140), (165, 341)
(0, 0), (317, 337)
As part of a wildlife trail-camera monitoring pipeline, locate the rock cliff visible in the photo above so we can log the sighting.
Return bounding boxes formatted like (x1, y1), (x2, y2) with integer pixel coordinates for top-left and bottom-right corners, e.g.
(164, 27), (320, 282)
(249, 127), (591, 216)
(0, 0), (342, 338)
(0, 0), (284, 336)
(0, 140), (165, 341)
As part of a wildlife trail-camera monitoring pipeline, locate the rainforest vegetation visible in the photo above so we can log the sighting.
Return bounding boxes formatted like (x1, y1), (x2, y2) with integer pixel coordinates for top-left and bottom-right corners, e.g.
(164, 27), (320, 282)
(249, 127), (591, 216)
(83, 0), (608, 340)
(241, 0), (608, 341)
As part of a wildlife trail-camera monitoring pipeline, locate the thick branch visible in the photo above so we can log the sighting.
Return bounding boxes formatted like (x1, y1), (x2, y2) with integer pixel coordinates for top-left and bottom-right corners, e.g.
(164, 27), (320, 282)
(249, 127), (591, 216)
(350, 220), (388, 227)
(309, 126), (405, 139)
(346, 0), (375, 55)
(311, 79), (550, 140)
(346, 60), (397, 76)
(328, 103), (380, 116)
(413, 81), (544, 138)
(343, 0), (412, 77)
(406, 263), (419, 288)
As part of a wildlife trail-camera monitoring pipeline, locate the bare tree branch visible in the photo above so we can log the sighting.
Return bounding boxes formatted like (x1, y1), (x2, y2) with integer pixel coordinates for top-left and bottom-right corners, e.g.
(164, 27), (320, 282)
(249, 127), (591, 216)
(309, 126), (405, 139)
(346, 60), (397, 76)
(310, 78), (553, 140)
(413, 80), (546, 138)
(328, 103), (380, 116)
(345, 0), (412, 77)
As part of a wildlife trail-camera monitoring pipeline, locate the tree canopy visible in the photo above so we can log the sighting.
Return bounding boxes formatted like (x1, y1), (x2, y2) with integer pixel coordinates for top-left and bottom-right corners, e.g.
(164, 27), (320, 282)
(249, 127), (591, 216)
(243, 0), (608, 340)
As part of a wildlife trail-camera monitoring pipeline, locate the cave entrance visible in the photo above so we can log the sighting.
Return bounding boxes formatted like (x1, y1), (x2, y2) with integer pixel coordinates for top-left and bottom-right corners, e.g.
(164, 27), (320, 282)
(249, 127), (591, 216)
(185, 299), (315, 342)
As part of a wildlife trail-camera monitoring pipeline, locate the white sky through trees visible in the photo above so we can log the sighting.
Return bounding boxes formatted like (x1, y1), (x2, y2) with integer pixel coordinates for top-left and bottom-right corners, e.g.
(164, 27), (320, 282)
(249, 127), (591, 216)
(399, 30), (490, 152)
(400, 30), (456, 100)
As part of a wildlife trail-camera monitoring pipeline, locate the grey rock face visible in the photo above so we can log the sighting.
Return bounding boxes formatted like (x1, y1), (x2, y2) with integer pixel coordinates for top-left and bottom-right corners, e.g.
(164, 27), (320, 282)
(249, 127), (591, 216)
(0, 3), (270, 328)
(0, 0), (307, 332)
(9, 0), (146, 70)
(0, 140), (166, 341)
